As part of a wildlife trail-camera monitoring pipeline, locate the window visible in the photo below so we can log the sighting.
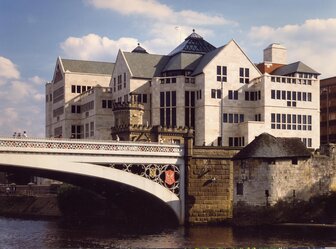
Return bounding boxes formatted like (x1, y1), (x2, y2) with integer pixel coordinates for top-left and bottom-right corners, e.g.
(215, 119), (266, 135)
(143, 94), (147, 103)
(234, 90), (238, 100)
(287, 91), (291, 100)
(90, 122), (94, 137)
(102, 100), (107, 108)
(229, 114), (233, 123)
(85, 123), (89, 138)
(303, 92), (307, 101)
(211, 89), (216, 99)
(239, 68), (249, 83)
(123, 72), (126, 88)
(223, 113), (227, 123)
(196, 90), (202, 100)
(185, 91), (195, 128)
(53, 86), (64, 103)
(308, 92), (312, 101)
(76, 85), (81, 93)
(282, 90), (286, 100)
(240, 114), (244, 123)
(236, 182), (244, 195)
(271, 90), (275, 99)
(228, 90), (238, 100)
(160, 91), (177, 127)
(223, 113), (244, 123)
(82, 86), (87, 92)
(117, 75), (122, 90)
(211, 89), (221, 99)
(217, 89), (222, 99)
(234, 114), (238, 123)
(276, 90), (281, 99)
(217, 66), (227, 82)
(229, 137), (233, 146)
(245, 91), (249, 101)
(71, 85), (76, 93)
(298, 92), (302, 101)
(71, 125), (82, 139)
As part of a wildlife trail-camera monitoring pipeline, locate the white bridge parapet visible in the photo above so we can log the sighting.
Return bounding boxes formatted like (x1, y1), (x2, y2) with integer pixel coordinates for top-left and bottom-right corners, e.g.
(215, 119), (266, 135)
(0, 137), (184, 158)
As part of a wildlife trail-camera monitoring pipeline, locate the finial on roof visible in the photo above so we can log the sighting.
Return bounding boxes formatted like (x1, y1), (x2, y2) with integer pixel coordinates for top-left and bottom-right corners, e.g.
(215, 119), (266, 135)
(193, 29), (195, 33)
(131, 43), (148, 54)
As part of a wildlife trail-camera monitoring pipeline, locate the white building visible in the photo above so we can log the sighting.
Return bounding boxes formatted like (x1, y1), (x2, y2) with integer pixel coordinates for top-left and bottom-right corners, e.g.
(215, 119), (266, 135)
(46, 57), (114, 139)
(46, 31), (320, 148)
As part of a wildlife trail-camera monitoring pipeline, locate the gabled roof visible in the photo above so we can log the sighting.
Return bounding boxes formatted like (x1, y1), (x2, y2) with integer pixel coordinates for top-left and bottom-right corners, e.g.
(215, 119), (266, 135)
(191, 46), (225, 76)
(123, 52), (170, 78)
(168, 31), (216, 56)
(272, 61), (320, 76)
(233, 133), (311, 160)
(162, 53), (203, 72)
(61, 58), (115, 75)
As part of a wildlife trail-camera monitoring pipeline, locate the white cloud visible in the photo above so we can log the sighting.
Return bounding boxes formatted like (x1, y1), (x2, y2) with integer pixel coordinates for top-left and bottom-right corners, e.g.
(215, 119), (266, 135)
(85, 0), (233, 26)
(0, 56), (20, 85)
(0, 56), (45, 137)
(248, 18), (336, 78)
(61, 33), (138, 60)
(62, 0), (235, 61)
(86, 0), (173, 20)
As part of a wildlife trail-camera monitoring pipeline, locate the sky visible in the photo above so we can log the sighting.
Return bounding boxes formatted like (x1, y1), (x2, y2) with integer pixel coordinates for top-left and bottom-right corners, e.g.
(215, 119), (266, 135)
(0, 0), (336, 137)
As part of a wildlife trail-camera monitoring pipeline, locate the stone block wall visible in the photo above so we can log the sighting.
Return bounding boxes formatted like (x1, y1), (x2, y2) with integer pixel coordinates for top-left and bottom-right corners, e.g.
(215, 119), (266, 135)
(185, 145), (239, 224)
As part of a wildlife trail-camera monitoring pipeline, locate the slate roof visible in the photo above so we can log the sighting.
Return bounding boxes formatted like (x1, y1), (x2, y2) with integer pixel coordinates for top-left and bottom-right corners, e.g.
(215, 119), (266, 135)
(61, 58), (115, 75)
(123, 52), (170, 78)
(168, 31), (216, 56)
(131, 44), (148, 54)
(192, 46), (225, 76)
(233, 133), (311, 160)
(272, 61), (320, 76)
(162, 53), (203, 72)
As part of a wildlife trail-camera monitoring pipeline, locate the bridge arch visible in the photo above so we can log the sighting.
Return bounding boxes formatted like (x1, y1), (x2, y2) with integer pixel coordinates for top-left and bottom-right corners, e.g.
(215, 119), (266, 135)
(0, 153), (184, 224)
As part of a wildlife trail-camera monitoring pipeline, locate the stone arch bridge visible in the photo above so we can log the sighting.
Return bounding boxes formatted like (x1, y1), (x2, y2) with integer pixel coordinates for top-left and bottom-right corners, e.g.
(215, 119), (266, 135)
(0, 137), (185, 224)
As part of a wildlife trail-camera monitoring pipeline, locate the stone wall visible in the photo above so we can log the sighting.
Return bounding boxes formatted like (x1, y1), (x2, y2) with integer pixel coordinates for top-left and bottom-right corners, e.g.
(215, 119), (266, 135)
(233, 152), (336, 207)
(185, 139), (239, 224)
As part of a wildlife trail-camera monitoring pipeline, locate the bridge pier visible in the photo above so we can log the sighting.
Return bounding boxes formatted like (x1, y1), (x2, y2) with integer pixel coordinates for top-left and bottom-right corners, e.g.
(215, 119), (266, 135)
(184, 134), (239, 224)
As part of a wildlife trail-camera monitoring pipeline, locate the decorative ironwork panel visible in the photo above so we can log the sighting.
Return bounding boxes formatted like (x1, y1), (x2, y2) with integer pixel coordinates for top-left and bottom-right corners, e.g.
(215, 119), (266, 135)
(108, 163), (180, 196)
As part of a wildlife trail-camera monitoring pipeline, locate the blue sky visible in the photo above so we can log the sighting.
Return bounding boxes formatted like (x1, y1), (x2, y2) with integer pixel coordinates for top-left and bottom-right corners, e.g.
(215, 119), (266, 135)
(0, 0), (336, 137)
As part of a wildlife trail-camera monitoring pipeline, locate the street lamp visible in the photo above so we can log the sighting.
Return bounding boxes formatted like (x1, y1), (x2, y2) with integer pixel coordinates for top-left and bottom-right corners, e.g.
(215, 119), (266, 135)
(220, 77), (224, 146)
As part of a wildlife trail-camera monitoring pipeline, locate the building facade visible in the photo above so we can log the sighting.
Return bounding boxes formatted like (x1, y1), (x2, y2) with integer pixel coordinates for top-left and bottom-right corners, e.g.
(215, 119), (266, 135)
(46, 31), (321, 148)
(45, 58), (114, 139)
(320, 76), (336, 144)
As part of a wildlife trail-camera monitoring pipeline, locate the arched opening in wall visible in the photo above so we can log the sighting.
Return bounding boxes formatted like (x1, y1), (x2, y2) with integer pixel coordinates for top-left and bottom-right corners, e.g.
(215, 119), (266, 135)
(0, 166), (179, 227)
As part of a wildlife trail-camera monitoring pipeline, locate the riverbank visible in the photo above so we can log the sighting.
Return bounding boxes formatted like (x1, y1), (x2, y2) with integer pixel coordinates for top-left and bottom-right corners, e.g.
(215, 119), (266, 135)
(0, 195), (61, 219)
(233, 192), (336, 226)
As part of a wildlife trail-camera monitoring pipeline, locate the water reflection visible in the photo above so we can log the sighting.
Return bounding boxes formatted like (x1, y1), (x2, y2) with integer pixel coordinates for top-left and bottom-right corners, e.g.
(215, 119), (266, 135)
(0, 217), (335, 248)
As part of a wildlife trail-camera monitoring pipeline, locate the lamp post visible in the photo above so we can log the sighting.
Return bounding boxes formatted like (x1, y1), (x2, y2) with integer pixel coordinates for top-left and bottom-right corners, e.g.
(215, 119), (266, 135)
(221, 77), (224, 146)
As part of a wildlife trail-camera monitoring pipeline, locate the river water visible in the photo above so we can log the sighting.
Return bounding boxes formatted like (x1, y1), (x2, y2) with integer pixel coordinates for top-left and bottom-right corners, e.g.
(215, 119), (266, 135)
(0, 217), (335, 248)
